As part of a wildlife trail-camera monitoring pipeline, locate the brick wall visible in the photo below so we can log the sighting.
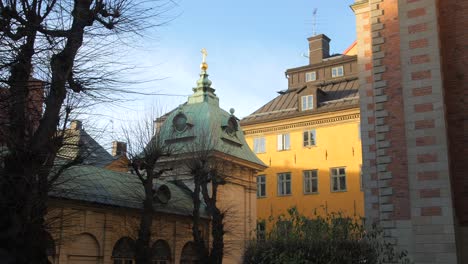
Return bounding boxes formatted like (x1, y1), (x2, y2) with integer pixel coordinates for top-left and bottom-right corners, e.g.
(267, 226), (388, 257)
(437, 0), (468, 225)
(353, 0), (462, 263)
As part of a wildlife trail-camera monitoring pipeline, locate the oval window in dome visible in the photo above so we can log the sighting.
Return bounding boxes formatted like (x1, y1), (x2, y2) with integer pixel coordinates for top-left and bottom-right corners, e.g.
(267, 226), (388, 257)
(173, 113), (188, 132)
(226, 117), (238, 136)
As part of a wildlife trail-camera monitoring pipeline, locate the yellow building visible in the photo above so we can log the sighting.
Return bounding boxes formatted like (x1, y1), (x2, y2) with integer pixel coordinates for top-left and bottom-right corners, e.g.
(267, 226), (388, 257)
(241, 35), (363, 228)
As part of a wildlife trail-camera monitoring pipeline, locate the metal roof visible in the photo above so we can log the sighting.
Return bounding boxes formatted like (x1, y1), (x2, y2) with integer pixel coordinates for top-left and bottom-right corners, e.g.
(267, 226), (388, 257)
(241, 77), (359, 125)
(50, 164), (207, 217)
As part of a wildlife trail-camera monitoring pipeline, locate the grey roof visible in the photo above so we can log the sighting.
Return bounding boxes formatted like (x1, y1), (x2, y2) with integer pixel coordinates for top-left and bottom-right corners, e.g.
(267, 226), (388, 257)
(50, 164), (207, 217)
(58, 128), (115, 167)
(241, 76), (359, 125)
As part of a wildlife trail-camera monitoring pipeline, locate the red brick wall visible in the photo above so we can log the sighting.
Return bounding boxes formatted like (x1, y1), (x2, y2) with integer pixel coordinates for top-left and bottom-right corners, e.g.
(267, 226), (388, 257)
(379, 0), (411, 220)
(437, 0), (468, 225)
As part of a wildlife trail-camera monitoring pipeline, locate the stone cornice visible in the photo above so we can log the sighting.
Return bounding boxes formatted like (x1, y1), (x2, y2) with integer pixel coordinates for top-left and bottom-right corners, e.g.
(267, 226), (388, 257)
(243, 113), (360, 135)
(350, 0), (369, 13)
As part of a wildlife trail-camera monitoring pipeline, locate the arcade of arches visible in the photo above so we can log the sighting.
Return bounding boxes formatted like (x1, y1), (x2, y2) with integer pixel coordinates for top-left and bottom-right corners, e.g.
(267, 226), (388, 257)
(46, 200), (209, 264)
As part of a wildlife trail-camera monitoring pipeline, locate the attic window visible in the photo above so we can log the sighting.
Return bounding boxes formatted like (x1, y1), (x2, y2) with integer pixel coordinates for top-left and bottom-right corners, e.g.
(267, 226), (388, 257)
(173, 113), (188, 132)
(331, 66), (344, 78)
(301, 95), (314, 111)
(305, 71), (316, 82)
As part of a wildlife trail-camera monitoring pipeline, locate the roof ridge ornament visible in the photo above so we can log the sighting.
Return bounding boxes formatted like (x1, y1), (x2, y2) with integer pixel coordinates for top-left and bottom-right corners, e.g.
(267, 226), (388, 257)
(195, 48), (213, 92)
(201, 48), (208, 71)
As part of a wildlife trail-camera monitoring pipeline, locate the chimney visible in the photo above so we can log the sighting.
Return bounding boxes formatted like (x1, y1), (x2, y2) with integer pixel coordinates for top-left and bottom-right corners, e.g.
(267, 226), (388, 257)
(308, 34), (331, 65)
(112, 141), (127, 157)
(70, 120), (82, 130)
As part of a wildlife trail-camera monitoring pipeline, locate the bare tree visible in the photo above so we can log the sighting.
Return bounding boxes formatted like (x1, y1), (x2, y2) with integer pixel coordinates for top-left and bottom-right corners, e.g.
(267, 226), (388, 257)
(185, 134), (229, 264)
(121, 113), (172, 264)
(0, 1), (174, 263)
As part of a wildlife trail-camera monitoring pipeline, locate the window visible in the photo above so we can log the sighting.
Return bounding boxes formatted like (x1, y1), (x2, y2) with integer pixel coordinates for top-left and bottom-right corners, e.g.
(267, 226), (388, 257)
(331, 66), (344, 78)
(257, 175), (266, 198)
(253, 137), (266, 153)
(305, 71), (316, 82)
(331, 167), (347, 192)
(278, 172), (291, 195)
(277, 133), (290, 151)
(303, 170), (318, 194)
(257, 221), (266, 240)
(303, 129), (316, 147)
(112, 237), (135, 264)
(301, 95), (314, 111)
(152, 240), (171, 264)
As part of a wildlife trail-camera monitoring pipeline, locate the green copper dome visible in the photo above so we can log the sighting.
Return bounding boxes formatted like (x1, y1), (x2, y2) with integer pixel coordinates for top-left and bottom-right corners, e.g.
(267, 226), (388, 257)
(158, 57), (266, 169)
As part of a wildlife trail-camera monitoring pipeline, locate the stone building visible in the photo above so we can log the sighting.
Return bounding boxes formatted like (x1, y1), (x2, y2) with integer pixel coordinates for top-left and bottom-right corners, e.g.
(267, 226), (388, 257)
(241, 35), (364, 228)
(351, 0), (467, 263)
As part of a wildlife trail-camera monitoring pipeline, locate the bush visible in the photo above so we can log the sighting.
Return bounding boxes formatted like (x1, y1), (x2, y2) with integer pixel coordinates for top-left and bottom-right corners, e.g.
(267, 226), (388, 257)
(243, 207), (411, 264)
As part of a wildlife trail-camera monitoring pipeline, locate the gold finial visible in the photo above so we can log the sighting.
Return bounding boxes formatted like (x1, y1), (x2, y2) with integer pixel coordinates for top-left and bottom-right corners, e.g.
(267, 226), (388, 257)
(200, 48), (208, 71)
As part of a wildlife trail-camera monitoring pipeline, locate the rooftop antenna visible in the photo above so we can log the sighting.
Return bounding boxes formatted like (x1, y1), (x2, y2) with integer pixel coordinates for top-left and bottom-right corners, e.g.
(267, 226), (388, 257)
(312, 8), (318, 36)
(301, 8), (319, 58)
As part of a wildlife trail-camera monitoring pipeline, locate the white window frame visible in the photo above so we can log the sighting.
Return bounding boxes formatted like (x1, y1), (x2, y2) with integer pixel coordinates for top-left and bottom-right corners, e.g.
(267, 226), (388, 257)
(257, 175), (266, 198)
(303, 170), (318, 194)
(330, 167), (347, 192)
(331, 66), (344, 78)
(277, 172), (292, 196)
(253, 137), (266, 153)
(303, 129), (316, 147)
(305, 71), (317, 82)
(301, 95), (314, 111)
(277, 133), (290, 151)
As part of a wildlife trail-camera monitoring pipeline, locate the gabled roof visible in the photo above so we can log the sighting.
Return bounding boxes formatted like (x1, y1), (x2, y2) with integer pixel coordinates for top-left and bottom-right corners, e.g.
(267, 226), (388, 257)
(241, 77), (359, 125)
(58, 126), (115, 167)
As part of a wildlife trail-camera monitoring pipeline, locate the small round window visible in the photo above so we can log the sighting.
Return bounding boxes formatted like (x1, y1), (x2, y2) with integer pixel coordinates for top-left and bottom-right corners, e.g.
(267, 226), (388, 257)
(173, 113), (188, 132)
(226, 117), (238, 136)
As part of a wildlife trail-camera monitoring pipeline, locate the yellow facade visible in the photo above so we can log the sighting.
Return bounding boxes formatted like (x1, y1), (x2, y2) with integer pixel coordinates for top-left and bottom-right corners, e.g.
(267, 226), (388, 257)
(243, 108), (364, 222)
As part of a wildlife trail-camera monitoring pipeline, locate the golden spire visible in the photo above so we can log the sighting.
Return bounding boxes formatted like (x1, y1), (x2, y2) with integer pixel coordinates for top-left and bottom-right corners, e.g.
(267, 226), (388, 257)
(200, 48), (208, 71)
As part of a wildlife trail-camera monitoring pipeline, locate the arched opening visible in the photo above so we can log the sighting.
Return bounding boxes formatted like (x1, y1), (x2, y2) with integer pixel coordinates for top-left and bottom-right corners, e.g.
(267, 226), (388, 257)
(112, 237), (135, 264)
(152, 239), (171, 264)
(67, 233), (100, 264)
(180, 241), (199, 264)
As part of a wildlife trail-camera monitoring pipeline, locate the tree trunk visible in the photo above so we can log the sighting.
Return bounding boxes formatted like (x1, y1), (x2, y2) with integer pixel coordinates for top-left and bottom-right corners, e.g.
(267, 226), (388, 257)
(191, 179), (209, 263)
(202, 181), (224, 264)
(135, 183), (154, 264)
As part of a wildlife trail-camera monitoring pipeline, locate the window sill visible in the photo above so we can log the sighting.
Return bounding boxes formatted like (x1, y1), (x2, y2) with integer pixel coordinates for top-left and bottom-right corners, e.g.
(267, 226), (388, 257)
(277, 149), (291, 152)
(303, 192), (319, 195)
(303, 145), (317, 149)
(277, 194), (292, 197)
(257, 196), (267, 199)
(331, 190), (347, 193)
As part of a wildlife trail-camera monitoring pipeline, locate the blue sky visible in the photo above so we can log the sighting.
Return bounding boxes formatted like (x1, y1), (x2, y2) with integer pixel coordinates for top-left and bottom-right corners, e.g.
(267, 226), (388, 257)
(92, 0), (356, 143)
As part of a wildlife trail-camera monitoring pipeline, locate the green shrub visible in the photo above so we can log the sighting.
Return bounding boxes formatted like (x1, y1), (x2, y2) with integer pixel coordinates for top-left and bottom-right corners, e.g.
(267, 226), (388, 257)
(244, 207), (411, 264)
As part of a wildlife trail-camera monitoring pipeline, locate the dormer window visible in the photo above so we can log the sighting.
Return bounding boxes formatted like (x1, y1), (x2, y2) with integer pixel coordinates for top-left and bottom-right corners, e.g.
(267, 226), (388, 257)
(331, 66), (344, 78)
(301, 95), (314, 111)
(305, 71), (316, 82)
(173, 113), (188, 132)
(225, 117), (238, 136)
